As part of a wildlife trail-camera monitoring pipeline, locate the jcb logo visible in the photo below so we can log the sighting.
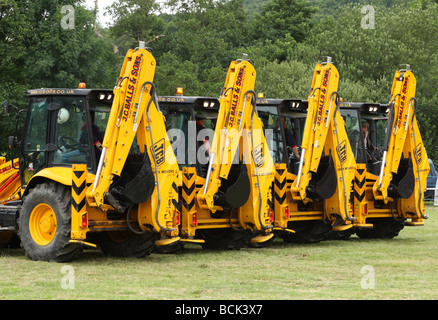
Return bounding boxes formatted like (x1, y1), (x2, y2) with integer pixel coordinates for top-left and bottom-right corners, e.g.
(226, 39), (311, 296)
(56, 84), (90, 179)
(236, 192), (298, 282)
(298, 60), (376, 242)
(152, 138), (165, 167)
(253, 143), (264, 168)
(337, 140), (347, 164)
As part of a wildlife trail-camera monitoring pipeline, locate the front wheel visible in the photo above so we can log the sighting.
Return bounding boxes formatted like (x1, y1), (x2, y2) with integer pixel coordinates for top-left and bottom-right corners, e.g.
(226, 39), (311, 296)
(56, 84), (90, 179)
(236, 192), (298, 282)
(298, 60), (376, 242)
(17, 182), (82, 262)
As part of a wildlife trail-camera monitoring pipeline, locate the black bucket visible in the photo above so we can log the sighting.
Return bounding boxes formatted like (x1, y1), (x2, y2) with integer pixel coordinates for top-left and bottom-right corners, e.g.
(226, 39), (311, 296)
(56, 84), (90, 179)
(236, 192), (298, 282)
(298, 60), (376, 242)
(213, 164), (251, 210)
(306, 153), (337, 200)
(387, 156), (414, 199)
(110, 153), (155, 205)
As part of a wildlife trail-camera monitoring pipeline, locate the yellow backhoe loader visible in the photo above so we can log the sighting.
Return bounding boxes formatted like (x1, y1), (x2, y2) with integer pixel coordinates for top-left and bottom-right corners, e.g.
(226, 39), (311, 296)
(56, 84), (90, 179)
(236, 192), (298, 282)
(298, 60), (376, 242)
(165, 56), (276, 249)
(259, 61), (429, 241)
(0, 45), (180, 261)
(354, 65), (429, 237)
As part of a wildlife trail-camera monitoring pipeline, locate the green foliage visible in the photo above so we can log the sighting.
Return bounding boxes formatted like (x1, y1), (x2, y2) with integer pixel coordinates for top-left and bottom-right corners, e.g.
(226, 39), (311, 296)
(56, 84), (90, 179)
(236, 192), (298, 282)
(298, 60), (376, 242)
(251, 0), (315, 43)
(305, 2), (438, 158)
(0, 0), (119, 151)
(0, 0), (437, 160)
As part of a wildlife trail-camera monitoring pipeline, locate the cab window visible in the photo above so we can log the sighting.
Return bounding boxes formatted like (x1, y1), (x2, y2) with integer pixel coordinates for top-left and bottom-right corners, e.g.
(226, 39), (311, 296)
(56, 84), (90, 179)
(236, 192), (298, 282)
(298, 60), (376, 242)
(52, 97), (92, 167)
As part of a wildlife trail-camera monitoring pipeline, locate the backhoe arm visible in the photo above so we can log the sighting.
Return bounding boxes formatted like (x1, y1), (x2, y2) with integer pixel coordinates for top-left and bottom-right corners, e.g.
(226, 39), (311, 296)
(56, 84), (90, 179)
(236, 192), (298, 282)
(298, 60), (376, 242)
(87, 47), (179, 233)
(292, 60), (340, 200)
(291, 59), (356, 225)
(374, 67), (429, 210)
(197, 57), (274, 230)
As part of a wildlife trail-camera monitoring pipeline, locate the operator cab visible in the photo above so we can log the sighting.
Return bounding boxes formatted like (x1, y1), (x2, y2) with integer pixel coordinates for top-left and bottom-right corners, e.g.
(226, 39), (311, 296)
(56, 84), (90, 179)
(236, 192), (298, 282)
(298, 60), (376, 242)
(255, 97), (389, 176)
(256, 96), (307, 174)
(157, 92), (219, 176)
(21, 88), (113, 185)
(338, 102), (388, 174)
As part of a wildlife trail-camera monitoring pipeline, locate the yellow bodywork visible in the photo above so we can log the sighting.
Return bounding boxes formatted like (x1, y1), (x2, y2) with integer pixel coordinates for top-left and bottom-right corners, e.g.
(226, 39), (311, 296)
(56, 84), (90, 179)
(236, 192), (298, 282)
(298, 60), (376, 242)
(372, 69), (429, 223)
(274, 64), (429, 235)
(86, 47), (180, 237)
(181, 58), (275, 239)
(290, 61), (356, 228)
(23, 48), (181, 243)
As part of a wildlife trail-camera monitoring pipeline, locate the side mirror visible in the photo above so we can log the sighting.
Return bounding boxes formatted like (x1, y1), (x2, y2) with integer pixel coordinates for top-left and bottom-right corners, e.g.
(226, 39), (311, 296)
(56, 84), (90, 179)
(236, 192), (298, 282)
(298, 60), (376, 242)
(2, 100), (9, 116)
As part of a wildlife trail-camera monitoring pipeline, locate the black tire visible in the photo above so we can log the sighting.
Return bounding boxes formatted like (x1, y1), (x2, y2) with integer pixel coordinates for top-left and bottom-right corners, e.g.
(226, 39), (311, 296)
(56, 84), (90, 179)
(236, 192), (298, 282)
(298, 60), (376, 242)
(93, 230), (159, 258)
(17, 182), (82, 262)
(328, 228), (355, 240)
(278, 220), (330, 244)
(200, 228), (250, 250)
(154, 236), (185, 254)
(0, 232), (14, 248)
(356, 218), (405, 239)
(247, 230), (276, 248)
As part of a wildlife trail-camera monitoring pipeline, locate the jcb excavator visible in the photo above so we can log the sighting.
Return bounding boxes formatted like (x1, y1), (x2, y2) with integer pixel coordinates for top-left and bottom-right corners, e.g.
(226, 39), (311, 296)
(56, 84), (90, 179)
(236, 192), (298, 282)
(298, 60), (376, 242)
(289, 58), (357, 233)
(172, 56), (275, 249)
(260, 60), (429, 241)
(354, 65), (429, 237)
(0, 45), (180, 261)
(263, 57), (357, 241)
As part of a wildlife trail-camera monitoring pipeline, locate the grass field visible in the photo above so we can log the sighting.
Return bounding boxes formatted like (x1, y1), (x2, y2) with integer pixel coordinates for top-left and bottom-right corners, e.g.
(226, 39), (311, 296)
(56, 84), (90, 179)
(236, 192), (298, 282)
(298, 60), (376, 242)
(1, 204), (437, 300)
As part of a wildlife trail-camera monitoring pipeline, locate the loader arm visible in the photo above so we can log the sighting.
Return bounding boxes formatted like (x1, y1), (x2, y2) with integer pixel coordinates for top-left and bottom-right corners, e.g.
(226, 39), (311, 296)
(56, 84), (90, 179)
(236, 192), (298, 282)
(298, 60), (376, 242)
(197, 57), (275, 230)
(87, 47), (179, 234)
(291, 60), (356, 225)
(373, 68), (429, 214)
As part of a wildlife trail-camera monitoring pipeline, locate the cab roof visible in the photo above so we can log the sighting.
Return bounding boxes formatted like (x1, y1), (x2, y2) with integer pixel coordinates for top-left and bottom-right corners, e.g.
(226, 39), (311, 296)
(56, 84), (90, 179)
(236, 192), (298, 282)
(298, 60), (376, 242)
(27, 88), (113, 98)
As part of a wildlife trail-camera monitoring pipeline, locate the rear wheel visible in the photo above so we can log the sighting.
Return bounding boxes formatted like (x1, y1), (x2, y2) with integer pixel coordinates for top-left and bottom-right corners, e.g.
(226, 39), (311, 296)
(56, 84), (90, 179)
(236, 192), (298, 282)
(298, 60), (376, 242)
(200, 228), (250, 250)
(356, 218), (404, 239)
(278, 221), (330, 244)
(17, 182), (82, 262)
(0, 232), (14, 248)
(93, 230), (159, 258)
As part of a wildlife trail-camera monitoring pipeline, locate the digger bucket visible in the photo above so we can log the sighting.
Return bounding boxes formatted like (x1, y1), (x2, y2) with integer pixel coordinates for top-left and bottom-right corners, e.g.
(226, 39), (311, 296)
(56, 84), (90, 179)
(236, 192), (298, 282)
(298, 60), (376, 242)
(387, 156), (415, 199)
(306, 153), (337, 200)
(214, 164), (251, 209)
(122, 154), (155, 204)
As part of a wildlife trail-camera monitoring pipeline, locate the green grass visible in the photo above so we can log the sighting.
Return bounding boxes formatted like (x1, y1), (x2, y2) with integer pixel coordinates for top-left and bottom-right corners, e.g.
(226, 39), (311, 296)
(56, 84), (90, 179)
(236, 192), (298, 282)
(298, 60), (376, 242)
(1, 205), (438, 300)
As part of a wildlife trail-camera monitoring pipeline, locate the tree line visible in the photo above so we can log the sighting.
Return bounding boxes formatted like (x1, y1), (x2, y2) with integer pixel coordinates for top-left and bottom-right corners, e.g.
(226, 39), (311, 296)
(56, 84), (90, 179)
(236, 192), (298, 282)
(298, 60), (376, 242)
(1, 0), (438, 160)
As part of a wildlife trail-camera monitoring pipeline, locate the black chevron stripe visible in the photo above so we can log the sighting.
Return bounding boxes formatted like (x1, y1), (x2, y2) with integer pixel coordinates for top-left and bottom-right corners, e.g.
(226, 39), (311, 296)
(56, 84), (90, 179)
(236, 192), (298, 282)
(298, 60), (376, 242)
(184, 199), (195, 211)
(73, 170), (85, 179)
(275, 192), (286, 204)
(72, 180), (86, 195)
(275, 178), (286, 190)
(354, 190), (365, 202)
(72, 197), (86, 212)
(183, 181), (195, 195)
(184, 173), (194, 181)
(354, 177), (366, 188)
(276, 169), (285, 176)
